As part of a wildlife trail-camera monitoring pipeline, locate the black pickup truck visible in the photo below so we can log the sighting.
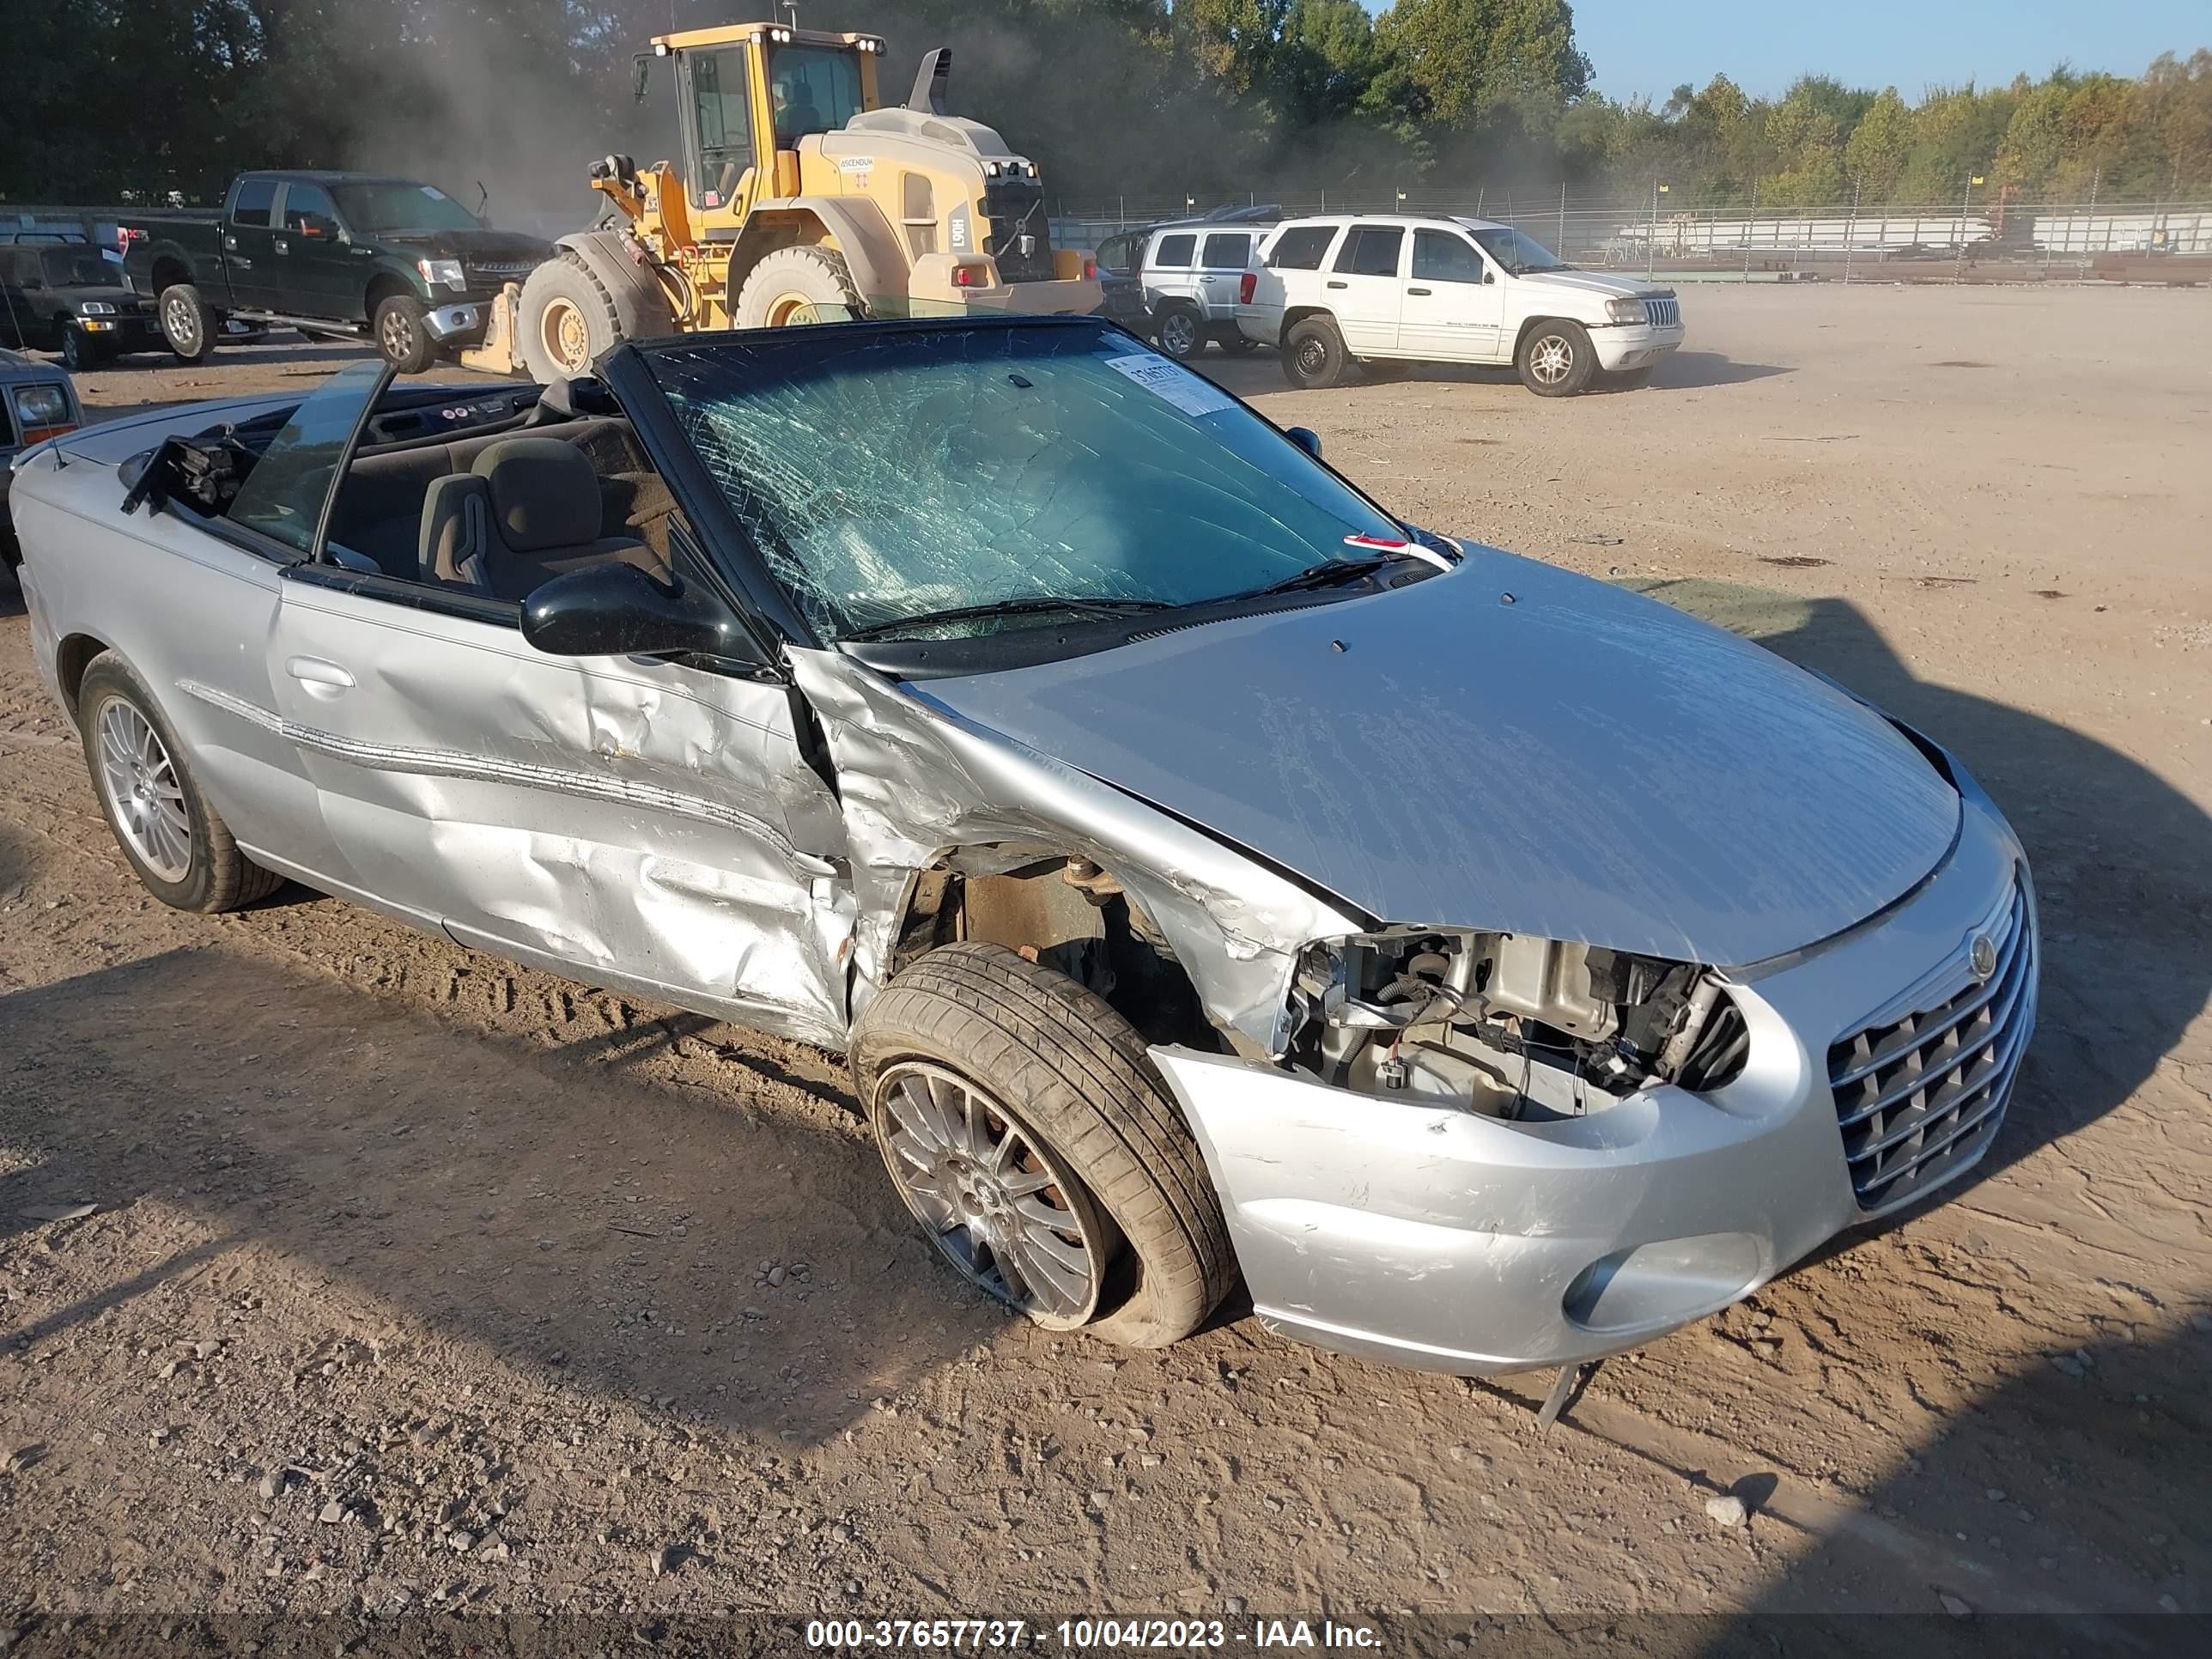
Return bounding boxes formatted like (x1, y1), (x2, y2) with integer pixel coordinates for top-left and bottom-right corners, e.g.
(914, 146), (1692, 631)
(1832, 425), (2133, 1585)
(124, 171), (552, 373)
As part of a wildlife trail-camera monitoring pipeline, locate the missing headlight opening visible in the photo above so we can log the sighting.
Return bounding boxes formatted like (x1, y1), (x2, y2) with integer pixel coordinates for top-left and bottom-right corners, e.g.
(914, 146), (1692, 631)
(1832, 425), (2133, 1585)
(1287, 930), (1749, 1117)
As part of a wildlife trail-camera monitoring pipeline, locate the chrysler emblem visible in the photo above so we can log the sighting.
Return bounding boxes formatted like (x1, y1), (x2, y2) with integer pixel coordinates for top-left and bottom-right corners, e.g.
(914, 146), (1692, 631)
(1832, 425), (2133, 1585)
(1968, 933), (1998, 981)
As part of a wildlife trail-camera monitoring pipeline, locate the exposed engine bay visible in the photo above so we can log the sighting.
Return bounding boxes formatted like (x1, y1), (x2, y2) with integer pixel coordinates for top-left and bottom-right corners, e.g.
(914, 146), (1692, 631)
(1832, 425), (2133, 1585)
(1285, 929), (1750, 1119)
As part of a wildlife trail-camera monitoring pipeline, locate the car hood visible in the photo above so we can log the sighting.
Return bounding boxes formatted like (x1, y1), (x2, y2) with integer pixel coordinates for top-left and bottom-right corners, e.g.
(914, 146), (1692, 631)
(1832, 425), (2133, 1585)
(909, 550), (1961, 968)
(376, 228), (555, 264)
(1512, 267), (1670, 301)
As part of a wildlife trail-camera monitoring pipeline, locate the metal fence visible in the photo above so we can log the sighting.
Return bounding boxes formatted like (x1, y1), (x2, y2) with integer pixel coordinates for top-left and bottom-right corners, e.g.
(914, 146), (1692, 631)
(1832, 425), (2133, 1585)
(1052, 193), (2212, 281)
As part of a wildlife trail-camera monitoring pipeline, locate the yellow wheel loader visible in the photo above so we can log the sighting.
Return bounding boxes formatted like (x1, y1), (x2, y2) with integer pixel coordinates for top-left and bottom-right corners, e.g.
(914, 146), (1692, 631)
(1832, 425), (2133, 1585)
(462, 20), (1100, 380)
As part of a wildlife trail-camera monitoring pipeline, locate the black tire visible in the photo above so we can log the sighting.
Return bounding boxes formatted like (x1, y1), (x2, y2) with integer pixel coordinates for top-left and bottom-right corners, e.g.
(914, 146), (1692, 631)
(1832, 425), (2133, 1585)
(733, 245), (866, 330)
(60, 326), (95, 371)
(1152, 305), (1204, 361)
(1282, 314), (1348, 389)
(158, 283), (214, 363)
(517, 249), (626, 382)
(852, 942), (1235, 1349)
(373, 293), (436, 374)
(76, 654), (284, 914)
(1516, 318), (1597, 396)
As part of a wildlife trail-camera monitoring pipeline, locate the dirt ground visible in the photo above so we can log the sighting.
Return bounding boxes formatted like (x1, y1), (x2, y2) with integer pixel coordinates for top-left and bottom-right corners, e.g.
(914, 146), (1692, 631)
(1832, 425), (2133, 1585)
(2, 285), (2209, 1646)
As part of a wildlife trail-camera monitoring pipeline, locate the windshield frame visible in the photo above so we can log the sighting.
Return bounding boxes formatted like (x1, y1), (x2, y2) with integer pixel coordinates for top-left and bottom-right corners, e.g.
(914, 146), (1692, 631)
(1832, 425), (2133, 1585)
(601, 317), (1419, 676)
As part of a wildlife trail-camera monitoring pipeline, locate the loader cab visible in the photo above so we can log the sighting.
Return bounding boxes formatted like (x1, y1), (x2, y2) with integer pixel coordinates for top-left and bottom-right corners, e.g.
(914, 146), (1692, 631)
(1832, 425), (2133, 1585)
(651, 23), (884, 221)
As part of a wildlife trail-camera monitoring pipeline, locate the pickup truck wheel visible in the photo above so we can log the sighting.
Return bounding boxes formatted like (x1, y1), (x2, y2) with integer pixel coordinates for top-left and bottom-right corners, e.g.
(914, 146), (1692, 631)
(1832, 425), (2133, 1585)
(734, 246), (865, 330)
(1517, 319), (1596, 396)
(76, 655), (283, 914)
(159, 284), (214, 363)
(1152, 306), (1203, 360)
(374, 295), (436, 374)
(853, 943), (1234, 1347)
(1282, 315), (1348, 389)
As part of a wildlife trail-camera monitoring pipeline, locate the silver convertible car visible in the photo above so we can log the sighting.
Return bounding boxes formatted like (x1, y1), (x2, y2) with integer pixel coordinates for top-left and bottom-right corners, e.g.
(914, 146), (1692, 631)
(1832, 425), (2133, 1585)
(8, 317), (2037, 1373)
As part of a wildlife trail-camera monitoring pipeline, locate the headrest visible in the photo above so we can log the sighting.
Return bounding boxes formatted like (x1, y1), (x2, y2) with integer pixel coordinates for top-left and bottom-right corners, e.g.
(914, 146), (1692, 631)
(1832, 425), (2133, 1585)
(472, 438), (600, 552)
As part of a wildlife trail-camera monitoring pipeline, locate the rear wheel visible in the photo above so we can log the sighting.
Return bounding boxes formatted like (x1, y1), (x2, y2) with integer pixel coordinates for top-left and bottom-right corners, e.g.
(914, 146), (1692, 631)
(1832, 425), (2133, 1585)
(373, 294), (435, 374)
(1516, 319), (1596, 396)
(733, 245), (865, 330)
(1152, 305), (1203, 360)
(158, 283), (214, 362)
(76, 655), (283, 913)
(1282, 315), (1348, 389)
(852, 943), (1234, 1348)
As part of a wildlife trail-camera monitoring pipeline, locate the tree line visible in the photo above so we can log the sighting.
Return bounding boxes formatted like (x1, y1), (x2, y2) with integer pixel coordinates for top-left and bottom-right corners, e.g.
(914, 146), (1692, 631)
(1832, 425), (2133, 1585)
(4, 1), (2208, 216)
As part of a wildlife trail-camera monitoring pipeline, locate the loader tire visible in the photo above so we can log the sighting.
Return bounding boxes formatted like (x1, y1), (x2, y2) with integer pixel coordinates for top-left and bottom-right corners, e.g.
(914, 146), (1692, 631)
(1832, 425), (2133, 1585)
(851, 943), (1235, 1349)
(518, 251), (625, 383)
(733, 246), (865, 330)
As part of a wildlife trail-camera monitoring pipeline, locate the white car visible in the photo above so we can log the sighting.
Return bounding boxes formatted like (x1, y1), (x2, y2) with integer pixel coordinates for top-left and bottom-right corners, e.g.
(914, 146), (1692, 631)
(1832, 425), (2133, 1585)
(1239, 213), (1685, 395)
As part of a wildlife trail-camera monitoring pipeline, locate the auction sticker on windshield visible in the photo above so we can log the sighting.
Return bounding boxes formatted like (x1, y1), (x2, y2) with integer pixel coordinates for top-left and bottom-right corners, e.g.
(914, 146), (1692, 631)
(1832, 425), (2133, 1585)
(1102, 353), (1235, 420)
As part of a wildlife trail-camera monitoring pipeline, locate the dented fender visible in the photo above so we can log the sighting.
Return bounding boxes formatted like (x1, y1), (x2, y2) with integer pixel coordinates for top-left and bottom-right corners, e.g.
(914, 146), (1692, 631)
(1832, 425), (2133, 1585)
(787, 647), (1362, 1052)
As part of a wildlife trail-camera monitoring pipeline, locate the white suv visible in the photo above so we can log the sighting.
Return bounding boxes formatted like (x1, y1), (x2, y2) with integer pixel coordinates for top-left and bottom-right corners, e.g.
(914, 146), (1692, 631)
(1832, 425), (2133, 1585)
(1239, 215), (1685, 396)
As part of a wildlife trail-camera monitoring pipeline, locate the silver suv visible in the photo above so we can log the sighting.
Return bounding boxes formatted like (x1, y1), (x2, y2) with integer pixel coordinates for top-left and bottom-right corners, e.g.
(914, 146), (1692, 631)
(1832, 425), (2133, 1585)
(1139, 216), (1273, 360)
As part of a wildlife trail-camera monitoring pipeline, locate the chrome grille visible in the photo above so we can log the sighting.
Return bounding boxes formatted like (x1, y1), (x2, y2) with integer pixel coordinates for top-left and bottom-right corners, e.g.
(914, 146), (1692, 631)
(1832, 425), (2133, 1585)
(1827, 880), (2034, 1211)
(1643, 295), (1680, 329)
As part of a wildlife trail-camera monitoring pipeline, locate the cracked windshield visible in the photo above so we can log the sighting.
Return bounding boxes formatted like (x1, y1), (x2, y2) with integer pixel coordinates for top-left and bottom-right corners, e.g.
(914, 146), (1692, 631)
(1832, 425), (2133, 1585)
(645, 322), (1401, 642)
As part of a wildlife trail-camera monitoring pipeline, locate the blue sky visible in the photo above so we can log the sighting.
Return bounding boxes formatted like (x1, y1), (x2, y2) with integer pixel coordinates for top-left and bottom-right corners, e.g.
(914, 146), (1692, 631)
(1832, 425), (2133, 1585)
(1488, 1), (2205, 104)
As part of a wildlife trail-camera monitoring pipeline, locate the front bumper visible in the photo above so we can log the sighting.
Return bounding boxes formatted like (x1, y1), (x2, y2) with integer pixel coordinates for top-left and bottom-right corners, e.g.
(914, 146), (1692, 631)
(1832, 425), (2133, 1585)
(429, 300), (489, 347)
(1593, 321), (1686, 372)
(1151, 786), (2034, 1376)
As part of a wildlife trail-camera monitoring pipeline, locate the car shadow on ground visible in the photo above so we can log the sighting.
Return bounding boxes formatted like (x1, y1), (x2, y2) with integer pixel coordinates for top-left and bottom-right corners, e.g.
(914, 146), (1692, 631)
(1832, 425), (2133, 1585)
(1636, 578), (2211, 1202)
(1693, 1323), (2209, 1638)
(0, 942), (983, 1448)
(1649, 349), (1792, 389)
(1197, 349), (1790, 398)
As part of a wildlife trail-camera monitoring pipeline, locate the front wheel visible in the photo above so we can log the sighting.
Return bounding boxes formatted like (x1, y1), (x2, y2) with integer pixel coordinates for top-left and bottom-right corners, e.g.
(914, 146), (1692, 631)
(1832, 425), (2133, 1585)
(76, 655), (284, 913)
(158, 283), (214, 362)
(373, 294), (436, 374)
(1516, 319), (1596, 396)
(1281, 315), (1348, 389)
(851, 943), (1234, 1347)
(60, 327), (100, 371)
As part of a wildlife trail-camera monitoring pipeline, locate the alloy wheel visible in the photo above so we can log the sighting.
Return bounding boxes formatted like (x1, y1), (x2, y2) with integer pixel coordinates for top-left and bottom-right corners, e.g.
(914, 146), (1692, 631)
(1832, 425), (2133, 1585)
(380, 309), (418, 365)
(162, 293), (199, 351)
(1158, 312), (1199, 356)
(1530, 332), (1575, 385)
(875, 1060), (1109, 1326)
(94, 698), (191, 883)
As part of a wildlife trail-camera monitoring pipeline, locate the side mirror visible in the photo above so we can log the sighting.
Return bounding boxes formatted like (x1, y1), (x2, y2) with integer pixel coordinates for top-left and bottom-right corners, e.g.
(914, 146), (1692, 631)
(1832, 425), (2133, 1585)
(1285, 426), (1322, 460)
(1482, 269), (1496, 284)
(521, 562), (748, 661)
